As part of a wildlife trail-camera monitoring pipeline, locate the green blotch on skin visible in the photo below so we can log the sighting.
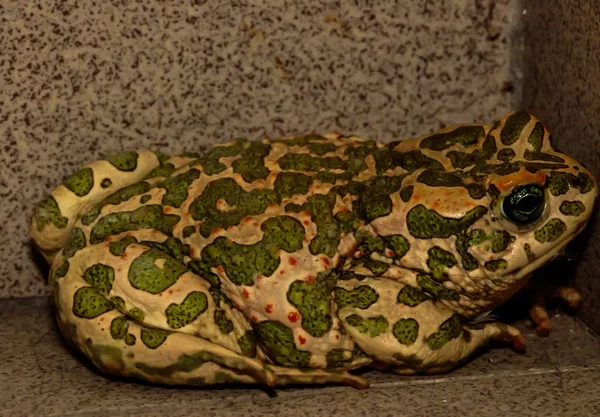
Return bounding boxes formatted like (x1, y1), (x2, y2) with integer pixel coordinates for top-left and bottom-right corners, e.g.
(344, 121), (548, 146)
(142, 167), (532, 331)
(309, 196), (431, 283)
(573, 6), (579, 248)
(354, 229), (386, 254)
(535, 219), (567, 243)
(326, 347), (367, 369)
(104, 151), (139, 171)
(374, 149), (444, 173)
(110, 317), (129, 340)
(560, 201), (586, 216)
(400, 186), (414, 202)
(157, 169), (201, 207)
(110, 296), (126, 311)
(524, 243), (535, 261)
(90, 205), (180, 244)
(154, 151), (171, 164)
(141, 237), (190, 263)
(128, 248), (188, 294)
(491, 229), (511, 253)
(356, 175), (406, 222)
(407, 204), (487, 239)
(128, 307), (145, 321)
(135, 352), (207, 377)
(426, 314), (464, 350)
(86, 339), (125, 373)
(392, 318), (419, 345)
(546, 171), (576, 196)
(528, 122), (544, 151)
(335, 285), (379, 309)
(307, 142), (338, 155)
(72, 286), (114, 319)
(335, 211), (360, 233)
(125, 334), (136, 345)
(183, 225), (196, 238)
(101, 178), (112, 188)
(140, 195), (151, 204)
(446, 151), (477, 169)
(314, 171), (354, 184)
(255, 321), (311, 367)
(524, 150), (565, 163)
(420, 126), (485, 151)
(466, 184), (486, 199)
(301, 194), (340, 257)
(83, 182), (152, 226)
(417, 274), (459, 301)
(50, 261), (69, 288)
(363, 259), (389, 276)
(427, 247), (457, 280)
(397, 286), (430, 307)
(140, 328), (169, 349)
(345, 314), (389, 337)
(165, 291), (208, 329)
(287, 270), (337, 337)
(577, 173), (595, 194)
(83, 264), (115, 295)
(33, 195), (68, 232)
(485, 259), (508, 271)
(63, 167), (94, 197)
(214, 309), (234, 334)
(232, 142), (272, 183)
(202, 215), (304, 286)
(238, 330), (257, 357)
(63, 227), (86, 259)
(109, 236), (138, 256)
(383, 235), (411, 259)
(501, 112), (531, 146)
(274, 172), (313, 199)
(190, 178), (278, 237)
(446, 135), (498, 170)
(497, 148), (516, 162)
(455, 232), (480, 271)
(278, 153), (347, 172)
(146, 162), (176, 179)
(417, 170), (464, 187)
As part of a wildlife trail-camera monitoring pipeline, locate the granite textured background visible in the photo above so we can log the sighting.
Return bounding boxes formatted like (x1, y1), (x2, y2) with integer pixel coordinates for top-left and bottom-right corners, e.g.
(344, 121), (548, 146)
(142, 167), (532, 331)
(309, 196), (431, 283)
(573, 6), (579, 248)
(522, 0), (600, 333)
(0, 0), (517, 298)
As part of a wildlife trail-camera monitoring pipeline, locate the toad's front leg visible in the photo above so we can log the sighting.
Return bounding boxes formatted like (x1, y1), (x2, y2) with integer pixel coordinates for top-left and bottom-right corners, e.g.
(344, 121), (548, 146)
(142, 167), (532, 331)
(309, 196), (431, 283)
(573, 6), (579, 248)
(336, 275), (525, 374)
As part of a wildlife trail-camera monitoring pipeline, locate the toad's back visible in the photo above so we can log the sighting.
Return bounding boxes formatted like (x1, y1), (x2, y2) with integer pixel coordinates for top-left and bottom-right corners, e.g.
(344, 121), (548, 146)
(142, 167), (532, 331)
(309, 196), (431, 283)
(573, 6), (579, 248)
(30, 112), (597, 388)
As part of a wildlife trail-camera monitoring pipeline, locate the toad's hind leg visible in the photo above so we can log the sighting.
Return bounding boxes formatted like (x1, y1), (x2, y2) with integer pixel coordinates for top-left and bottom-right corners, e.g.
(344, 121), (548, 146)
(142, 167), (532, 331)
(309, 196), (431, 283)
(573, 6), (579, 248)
(53, 239), (366, 388)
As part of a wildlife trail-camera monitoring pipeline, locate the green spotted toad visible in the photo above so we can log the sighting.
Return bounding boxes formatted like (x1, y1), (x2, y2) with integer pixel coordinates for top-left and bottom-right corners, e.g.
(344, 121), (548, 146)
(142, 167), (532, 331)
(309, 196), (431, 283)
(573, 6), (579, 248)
(30, 111), (597, 388)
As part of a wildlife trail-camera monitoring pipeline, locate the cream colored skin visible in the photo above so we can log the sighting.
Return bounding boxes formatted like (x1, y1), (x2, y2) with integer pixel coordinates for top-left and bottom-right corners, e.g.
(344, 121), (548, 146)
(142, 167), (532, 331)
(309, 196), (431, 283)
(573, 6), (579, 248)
(30, 112), (597, 388)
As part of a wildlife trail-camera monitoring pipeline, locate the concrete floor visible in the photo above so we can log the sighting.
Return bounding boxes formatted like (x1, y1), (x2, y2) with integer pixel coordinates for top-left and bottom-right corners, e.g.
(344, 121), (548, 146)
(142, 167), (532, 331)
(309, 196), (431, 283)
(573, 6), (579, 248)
(2, 297), (600, 417)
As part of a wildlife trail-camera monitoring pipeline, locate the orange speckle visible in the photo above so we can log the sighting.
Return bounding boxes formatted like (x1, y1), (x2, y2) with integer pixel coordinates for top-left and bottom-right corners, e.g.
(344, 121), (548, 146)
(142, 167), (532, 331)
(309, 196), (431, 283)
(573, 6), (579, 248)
(288, 257), (298, 266)
(243, 216), (253, 223)
(413, 195), (421, 201)
(211, 228), (223, 236)
(489, 255), (495, 260)
(158, 292), (163, 296)
(335, 334), (340, 340)
(168, 290), (173, 295)
(228, 225), (234, 230)
(303, 220), (311, 226)
(251, 315), (258, 322)
(190, 248), (197, 257)
(217, 199), (224, 206)
(265, 304), (273, 314)
(288, 312), (300, 323)
(279, 270), (286, 275)
(217, 265), (225, 273)
(305, 275), (316, 283)
(321, 257), (331, 267)
(256, 274), (264, 282)
(432, 201), (441, 210)
(298, 335), (307, 345)
(165, 207), (173, 214)
(184, 211), (191, 217)
(120, 253), (128, 260)
(268, 203), (279, 210)
(386, 249), (394, 257)
(242, 289), (250, 299)
(100, 317), (104, 322)
(392, 202), (396, 209)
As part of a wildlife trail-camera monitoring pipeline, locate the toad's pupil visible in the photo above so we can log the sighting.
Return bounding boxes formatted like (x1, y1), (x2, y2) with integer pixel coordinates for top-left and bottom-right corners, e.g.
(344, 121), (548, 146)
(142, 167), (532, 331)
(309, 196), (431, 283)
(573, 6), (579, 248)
(503, 184), (545, 224)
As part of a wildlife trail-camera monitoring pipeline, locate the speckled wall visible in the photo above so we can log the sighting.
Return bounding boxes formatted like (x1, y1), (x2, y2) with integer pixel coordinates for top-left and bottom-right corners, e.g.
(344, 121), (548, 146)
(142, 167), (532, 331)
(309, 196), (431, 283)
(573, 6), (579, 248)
(522, 0), (600, 332)
(1, 0), (516, 298)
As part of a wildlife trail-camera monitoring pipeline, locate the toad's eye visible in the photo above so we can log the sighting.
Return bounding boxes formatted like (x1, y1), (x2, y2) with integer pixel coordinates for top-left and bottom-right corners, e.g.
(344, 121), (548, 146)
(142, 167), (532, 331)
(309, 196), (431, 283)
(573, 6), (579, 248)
(502, 184), (545, 225)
